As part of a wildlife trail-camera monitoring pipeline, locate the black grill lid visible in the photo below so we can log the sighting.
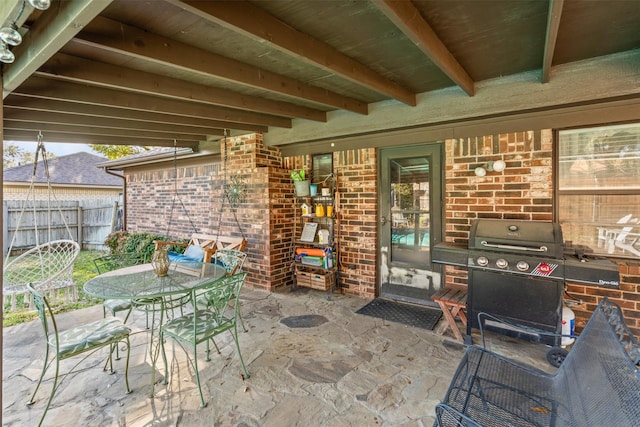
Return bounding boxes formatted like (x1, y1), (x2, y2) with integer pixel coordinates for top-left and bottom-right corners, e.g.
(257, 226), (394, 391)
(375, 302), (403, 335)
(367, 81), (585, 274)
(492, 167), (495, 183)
(469, 219), (564, 259)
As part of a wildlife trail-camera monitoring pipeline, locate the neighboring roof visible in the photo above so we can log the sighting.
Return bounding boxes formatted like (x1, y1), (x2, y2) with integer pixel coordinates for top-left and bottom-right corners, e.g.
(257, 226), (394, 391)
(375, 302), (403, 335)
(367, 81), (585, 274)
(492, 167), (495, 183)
(98, 147), (196, 170)
(3, 152), (123, 187)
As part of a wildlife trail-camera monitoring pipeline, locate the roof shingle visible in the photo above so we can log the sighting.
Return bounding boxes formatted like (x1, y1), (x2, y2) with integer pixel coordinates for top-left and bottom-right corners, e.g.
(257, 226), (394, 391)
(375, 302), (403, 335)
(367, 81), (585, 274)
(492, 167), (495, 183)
(4, 152), (123, 187)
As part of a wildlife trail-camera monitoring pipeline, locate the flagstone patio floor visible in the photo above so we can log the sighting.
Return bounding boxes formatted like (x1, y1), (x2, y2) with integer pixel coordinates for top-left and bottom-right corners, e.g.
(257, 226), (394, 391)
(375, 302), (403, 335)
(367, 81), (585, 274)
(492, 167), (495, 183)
(3, 287), (554, 426)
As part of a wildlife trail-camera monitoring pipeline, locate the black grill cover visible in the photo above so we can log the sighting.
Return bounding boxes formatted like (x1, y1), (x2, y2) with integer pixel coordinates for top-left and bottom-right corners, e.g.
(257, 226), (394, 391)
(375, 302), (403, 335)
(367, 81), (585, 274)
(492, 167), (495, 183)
(469, 219), (564, 259)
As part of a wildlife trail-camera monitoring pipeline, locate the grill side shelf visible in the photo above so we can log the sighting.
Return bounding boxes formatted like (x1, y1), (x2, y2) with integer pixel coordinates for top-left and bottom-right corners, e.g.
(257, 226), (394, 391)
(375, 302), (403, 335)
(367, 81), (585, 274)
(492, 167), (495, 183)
(432, 242), (468, 267)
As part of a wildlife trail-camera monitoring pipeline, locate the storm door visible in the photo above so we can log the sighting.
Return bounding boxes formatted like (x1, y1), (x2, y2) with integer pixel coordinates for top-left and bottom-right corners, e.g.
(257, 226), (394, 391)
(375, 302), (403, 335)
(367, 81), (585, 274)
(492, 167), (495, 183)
(378, 144), (443, 305)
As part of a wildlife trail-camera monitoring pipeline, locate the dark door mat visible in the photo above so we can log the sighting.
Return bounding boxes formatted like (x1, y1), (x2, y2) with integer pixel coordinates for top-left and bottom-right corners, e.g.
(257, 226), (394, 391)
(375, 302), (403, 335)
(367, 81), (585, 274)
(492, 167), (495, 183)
(281, 314), (329, 328)
(356, 298), (442, 330)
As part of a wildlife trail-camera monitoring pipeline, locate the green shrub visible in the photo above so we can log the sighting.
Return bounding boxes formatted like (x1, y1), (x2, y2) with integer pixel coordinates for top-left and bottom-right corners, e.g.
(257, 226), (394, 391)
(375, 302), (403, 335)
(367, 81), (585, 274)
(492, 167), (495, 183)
(104, 231), (129, 253)
(103, 231), (187, 258)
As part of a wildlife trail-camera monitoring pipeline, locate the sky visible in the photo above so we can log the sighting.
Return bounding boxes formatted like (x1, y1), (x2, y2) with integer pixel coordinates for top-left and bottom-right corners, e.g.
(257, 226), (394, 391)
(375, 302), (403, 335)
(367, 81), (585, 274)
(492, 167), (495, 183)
(8, 140), (96, 157)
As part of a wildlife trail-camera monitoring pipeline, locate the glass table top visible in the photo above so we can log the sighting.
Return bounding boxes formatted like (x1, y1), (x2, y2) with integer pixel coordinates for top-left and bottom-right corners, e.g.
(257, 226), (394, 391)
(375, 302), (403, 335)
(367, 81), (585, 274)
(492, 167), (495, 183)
(84, 262), (227, 300)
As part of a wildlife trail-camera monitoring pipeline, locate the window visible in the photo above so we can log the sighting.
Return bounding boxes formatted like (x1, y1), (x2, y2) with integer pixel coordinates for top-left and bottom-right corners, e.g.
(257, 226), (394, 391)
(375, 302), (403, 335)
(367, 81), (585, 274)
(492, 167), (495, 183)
(311, 153), (333, 183)
(558, 123), (640, 259)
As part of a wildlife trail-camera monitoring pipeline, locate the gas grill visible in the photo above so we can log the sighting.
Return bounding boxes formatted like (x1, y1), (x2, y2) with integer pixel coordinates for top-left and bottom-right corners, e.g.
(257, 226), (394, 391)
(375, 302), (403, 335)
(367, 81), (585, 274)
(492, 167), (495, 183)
(433, 219), (620, 345)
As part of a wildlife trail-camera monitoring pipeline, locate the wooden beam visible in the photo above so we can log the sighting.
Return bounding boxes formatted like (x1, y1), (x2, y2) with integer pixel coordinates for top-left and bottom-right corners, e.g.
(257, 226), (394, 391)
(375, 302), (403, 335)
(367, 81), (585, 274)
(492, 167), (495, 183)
(4, 95), (268, 133)
(4, 108), (222, 137)
(3, 120), (205, 142)
(373, 0), (475, 96)
(177, 0), (416, 106)
(12, 76), (291, 129)
(2, 0), (114, 97)
(38, 52), (327, 122)
(542, 0), (565, 83)
(75, 16), (368, 115)
(3, 130), (199, 148)
(265, 51), (640, 147)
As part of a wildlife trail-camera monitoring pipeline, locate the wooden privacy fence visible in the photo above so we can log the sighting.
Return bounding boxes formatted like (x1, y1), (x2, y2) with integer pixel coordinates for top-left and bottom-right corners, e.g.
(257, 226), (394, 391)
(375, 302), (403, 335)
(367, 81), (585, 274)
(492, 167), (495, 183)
(3, 200), (122, 255)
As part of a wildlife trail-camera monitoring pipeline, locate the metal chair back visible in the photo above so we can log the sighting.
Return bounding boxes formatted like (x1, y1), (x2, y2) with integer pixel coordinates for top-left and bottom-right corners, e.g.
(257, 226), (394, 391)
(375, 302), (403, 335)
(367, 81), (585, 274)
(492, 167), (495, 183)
(161, 272), (249, 408)
(213, 249), (247, 276)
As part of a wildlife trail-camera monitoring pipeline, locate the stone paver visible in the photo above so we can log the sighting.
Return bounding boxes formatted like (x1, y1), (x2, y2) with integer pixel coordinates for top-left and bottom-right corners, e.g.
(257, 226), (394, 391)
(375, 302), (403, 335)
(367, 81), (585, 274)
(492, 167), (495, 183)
(2, 287), (554, 426)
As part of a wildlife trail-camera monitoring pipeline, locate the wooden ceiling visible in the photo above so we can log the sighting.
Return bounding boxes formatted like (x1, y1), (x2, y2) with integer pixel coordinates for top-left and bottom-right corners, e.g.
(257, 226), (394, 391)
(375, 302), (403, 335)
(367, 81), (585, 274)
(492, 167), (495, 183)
(1, 0), (639, 150)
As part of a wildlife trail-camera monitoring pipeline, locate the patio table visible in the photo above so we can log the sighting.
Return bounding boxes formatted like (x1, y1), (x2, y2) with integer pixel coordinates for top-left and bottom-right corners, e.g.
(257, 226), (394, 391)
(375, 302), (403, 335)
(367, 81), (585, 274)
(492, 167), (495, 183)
(83, 262), (226, 396)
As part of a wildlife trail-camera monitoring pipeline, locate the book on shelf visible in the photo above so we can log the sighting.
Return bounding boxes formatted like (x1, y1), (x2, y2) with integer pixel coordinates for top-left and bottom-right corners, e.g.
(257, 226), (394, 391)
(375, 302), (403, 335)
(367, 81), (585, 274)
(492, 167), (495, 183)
(300, 222), (318, 242)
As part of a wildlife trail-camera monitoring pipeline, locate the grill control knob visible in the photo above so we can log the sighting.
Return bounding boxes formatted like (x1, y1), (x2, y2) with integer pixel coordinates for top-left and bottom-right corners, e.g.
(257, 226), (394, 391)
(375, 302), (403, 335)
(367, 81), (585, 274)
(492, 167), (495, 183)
(476, 256), (489, 266)
(496, 258), (508, 268)
(516, 261), (530, 271)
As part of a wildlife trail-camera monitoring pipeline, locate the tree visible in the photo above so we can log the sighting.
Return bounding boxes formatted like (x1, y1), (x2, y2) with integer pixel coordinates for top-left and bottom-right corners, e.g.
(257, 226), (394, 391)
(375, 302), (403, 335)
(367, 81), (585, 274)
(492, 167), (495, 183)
(89, 144), (151, 160)
(3, 142), (38, 168)
(3, 143), (23, 168)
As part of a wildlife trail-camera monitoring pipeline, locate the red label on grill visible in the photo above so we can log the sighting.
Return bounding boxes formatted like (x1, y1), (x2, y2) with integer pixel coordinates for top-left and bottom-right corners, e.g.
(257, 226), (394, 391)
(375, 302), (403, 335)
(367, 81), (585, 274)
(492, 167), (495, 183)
(532, 262), (558, 276)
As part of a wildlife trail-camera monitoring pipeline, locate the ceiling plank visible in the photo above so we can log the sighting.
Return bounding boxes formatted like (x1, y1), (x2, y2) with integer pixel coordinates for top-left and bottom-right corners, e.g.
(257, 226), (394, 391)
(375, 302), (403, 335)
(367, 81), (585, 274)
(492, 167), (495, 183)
(542, 0), (565, 83)
(2, 0), (114, 97)
(3, 120), (204, 142)
(12, 76), (291, 129)
(3, 130), (199, 148)
(373, 0), (475, 96)
(178, 0), (417, 106)
(39, 52), (327, 122)
(4, 107), (222, 137)
(4, 95), (268, 133)
(75, 16), (368, 115)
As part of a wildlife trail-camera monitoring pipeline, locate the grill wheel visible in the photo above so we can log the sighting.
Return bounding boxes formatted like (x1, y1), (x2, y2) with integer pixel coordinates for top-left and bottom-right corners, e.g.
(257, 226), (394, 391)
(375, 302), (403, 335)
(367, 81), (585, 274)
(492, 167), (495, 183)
(546, 347), (569, 367)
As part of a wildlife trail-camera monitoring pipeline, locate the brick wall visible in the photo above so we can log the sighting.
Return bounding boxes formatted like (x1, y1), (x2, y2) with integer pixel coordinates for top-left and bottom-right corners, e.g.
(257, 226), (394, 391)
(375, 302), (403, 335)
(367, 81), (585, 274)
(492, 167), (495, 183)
(221, 133), (292, 292)
(442, 130), (554, 289)
(441, 129), (640, 336)
(334, 149), (378, 298)
(123, 130), (640, 333)
(126, 162), (218, 237)
(125, 133), (296, 293)
(283, 148), (378, 299)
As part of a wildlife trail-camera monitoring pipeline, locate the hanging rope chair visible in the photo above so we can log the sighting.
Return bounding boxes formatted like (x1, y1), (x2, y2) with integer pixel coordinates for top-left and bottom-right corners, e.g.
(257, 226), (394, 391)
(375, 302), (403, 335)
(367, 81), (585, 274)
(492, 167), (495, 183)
(3, 132), (80, 311)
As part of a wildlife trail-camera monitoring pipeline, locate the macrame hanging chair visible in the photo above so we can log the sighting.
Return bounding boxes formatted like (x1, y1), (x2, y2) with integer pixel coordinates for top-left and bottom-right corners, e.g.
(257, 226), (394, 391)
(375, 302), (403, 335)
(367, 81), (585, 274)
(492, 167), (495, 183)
(3, 132), (80, 311)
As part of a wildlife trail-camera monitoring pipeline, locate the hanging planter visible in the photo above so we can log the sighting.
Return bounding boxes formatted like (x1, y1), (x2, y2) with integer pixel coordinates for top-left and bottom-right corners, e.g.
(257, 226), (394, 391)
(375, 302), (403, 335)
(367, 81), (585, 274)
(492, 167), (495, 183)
(291, 169), (310, 197)
(294, 180), (310, 197)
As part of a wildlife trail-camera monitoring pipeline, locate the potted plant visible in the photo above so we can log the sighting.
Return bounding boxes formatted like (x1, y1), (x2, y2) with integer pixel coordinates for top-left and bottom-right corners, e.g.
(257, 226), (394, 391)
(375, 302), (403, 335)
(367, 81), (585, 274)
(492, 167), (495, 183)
(291, 169), (310, 196)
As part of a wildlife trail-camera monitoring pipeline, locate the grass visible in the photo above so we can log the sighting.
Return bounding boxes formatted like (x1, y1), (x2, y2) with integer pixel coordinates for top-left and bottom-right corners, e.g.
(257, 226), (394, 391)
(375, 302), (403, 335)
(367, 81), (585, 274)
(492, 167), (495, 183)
(3, 250), (106, 327)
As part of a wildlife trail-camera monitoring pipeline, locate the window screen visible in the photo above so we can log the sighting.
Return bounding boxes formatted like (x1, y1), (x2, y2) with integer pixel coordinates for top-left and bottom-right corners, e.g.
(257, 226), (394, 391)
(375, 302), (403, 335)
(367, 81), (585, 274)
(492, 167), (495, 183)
(558, 123), (640, 258)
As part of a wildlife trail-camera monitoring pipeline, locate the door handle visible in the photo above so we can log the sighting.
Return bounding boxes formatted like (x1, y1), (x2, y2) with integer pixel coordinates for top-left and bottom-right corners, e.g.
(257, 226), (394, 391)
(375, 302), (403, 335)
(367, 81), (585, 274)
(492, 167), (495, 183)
(381, 216), (388, 226)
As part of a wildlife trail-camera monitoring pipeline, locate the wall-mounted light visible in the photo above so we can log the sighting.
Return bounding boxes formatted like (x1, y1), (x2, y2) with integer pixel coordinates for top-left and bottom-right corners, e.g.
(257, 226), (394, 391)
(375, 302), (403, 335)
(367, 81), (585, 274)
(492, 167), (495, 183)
(0, 0), (51, 64)
(474, 160), (506, 177)
(0, 42), (15, 63)
(28, 0), (51, 10)
(0, 24), (22, 46)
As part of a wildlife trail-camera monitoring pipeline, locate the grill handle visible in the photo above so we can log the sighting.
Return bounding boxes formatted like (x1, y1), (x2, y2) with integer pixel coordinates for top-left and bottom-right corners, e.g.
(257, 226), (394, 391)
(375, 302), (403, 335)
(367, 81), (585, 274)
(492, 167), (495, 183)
(480, 241), (548, 252)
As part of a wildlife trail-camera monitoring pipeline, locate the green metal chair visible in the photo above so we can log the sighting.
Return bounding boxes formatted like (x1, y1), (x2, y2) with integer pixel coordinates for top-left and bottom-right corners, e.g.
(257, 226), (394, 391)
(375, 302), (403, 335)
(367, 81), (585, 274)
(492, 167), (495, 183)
(26, 284), (131, 426)
(93, 253), (148, 323)
(197, 249), (248, 331)
(160, 272), (250, 408)
(213, 249), (247, 276)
